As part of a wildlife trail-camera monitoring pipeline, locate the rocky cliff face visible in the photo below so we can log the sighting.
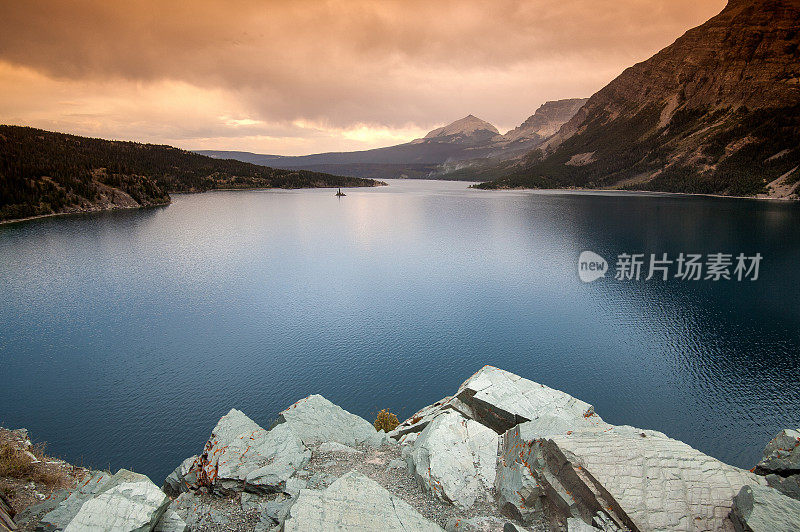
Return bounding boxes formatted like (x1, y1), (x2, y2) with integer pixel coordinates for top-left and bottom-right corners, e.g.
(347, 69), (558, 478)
(499, 98), (588, 146)
(480, 0), (800, 197)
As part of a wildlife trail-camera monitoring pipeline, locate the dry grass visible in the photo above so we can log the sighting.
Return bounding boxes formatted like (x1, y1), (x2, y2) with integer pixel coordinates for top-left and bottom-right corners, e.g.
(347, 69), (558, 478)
(0, 437), (70, 489)
(0, 444), (31, 479)
(0, 479), (13, 498)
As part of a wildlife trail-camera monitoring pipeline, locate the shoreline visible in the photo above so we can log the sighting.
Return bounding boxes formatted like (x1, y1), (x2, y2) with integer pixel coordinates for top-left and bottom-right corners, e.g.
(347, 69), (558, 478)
(0, 203), (167, 226)
(471, 184), (800, 202)
(0, 182), (388, 226)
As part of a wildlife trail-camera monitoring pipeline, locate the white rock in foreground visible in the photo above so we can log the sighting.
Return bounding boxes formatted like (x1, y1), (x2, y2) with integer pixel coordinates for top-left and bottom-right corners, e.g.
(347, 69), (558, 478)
(283, 469), (443, 531)
(274, 394), (383, 447)
(63, 470), (169, 532)
(408, 410), (498, 509)
(392, 365), (598, 437)
(498, 422), (766, 531)
(199, 408), (310, 494)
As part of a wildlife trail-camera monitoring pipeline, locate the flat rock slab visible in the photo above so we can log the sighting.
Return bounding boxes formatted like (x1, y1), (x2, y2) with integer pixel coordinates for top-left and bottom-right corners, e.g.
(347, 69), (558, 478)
(393, 365), (599, 437)
(275, 394), (383, 447)
(60, 469), (169, 532)
(36, 470), (114, 530)
(283, 469), (444, 531)
(730, 485), (800, 531)
(499, 422), (767, 531)
(408, 410), (498, 509)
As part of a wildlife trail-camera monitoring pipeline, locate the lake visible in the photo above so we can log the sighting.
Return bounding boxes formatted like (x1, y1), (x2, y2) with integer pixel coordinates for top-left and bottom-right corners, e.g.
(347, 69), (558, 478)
(1, 179), (799, 482)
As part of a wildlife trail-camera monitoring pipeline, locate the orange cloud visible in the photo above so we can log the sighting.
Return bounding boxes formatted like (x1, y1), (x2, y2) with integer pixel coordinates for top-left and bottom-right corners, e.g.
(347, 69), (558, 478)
(0, 0), (726, 153)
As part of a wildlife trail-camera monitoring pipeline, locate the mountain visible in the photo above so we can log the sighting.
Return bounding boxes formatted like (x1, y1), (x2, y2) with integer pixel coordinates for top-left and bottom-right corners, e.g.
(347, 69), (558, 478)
(197, 99), (586, 180)
(420, 114), (499, 145)
(495, 98), (588, 147)
(0, 125), (383, 222)
(477, 0), (800, 198)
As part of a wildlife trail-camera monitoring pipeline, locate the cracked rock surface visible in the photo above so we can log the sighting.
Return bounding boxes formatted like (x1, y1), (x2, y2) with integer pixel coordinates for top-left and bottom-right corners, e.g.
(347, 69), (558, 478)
(283, 470), (444, 531)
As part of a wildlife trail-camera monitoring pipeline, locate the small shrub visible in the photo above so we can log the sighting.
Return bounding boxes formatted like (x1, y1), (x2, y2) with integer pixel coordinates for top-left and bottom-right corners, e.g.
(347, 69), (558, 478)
(373, 409), (399, 432)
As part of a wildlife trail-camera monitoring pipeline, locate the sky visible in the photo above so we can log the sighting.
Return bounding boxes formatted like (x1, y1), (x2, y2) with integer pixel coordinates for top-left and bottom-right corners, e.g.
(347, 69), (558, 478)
(0, 0), (726, 155)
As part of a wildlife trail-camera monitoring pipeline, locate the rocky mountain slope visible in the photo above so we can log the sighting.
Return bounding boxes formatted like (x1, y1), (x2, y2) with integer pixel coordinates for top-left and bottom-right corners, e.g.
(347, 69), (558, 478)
(0, 126), (383, 223)
(4, 366), (799, 531)
(197, 99), (586, 180)
(478, 0), (800, 198)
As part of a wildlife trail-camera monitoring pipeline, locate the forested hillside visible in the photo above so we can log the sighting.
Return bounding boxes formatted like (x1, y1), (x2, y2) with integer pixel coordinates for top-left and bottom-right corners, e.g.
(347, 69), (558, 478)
(0, 126), (382, 221)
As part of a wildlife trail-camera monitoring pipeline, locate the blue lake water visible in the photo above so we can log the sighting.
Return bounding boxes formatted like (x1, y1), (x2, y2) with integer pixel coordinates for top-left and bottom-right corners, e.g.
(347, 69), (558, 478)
(1, 179), (799, 482)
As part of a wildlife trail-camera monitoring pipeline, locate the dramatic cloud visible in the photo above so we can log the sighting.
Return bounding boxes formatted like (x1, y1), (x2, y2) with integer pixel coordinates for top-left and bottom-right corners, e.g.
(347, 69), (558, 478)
(0, 0), (726, 154)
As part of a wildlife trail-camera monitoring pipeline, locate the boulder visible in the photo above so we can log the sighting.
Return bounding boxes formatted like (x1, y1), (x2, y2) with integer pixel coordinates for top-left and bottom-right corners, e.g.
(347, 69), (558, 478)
(273, 394), (383, 447)
(196, 409), (310, 494)
(497, 422), (767, 531)
(282, 469), (443, 531)
(62, 469), (169, 532)
(730, 485), (800, 531)
(755, 429), (800, 475)
(407, 410), (498, 509)
(162, 455), (199, 498)
(765, 473), (800, 501)
(392, 366), (599, 438)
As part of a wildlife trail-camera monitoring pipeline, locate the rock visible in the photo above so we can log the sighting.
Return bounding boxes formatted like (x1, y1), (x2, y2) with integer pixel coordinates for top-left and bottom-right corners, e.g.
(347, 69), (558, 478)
(240, 492), (293, 527)
(498, 422), (766, 531)
(756, 429), (800, 475)
(273, 394), (383, 447)
(13, 488), (69, 530)
(445, 515), (506, 531)
(172, 492), (230, 530)
(162, 455), (199, 498)
(730, 485), (800, 531)
(240, 492), (263, 513)
(393, 366), (599, 438)
(62, 469), (169, 532)
(765, 473), (800, 501)
(566, 517), (598, 531)
(387, 459), (406, 470)
(36, 471), (114, 530)
(503, 524), (528, 532)
(282, 469), (443, 531)
(263, 495), (294, 524)
(153, 509), (188, 532)
(283, 477), (307, 498)
(307, 472), (336, 490)
(197, 409), (310, 494)
(408, 410), (498, 509)
(318, 441), (363, 454)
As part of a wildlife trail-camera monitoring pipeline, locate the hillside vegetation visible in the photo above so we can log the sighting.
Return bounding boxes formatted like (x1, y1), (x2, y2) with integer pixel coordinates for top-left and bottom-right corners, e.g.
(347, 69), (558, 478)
(0, 125), (382, 222)
(477, 0), (800, 198)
